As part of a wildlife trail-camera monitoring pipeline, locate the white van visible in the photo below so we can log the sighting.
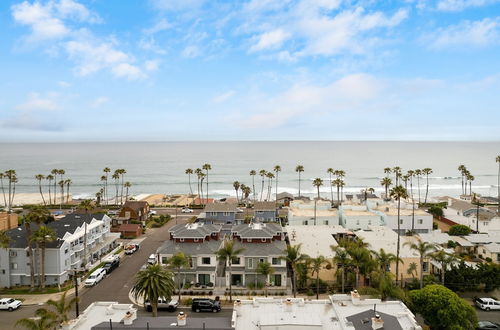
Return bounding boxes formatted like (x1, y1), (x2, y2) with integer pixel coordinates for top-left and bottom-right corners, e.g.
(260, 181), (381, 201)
(84, 268), (106, 287)
(148, 254), (157, 264)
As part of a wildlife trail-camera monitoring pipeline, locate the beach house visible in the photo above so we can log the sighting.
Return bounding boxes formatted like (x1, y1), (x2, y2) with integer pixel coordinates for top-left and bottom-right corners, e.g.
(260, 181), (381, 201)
(157, 223), (223, 287)
(253, 201), (277, 222)
(202, 203), (240, 224)
(287, 200), (339, 226)
(118, 201), (150, 225)
(339, 205), (384, 230)
(0, 214), (119, 288)
(371, 202), (433, 234)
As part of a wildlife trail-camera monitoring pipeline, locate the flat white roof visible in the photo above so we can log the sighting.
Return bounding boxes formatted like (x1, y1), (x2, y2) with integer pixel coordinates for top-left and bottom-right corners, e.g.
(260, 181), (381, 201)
(483, 243), (500, 253)
(65, 302), (136, 330)
(286, 225), (349, 258)
(418, 230), (451, 245)
(355, 226), (420, 258)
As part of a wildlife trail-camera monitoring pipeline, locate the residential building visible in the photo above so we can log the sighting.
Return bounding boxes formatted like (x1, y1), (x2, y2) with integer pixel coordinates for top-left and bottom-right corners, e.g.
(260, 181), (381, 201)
(157, 223), (223, 286)
(232, 294), (421, 330)
(355, 226), (429, 282)
(287, 200), (339, 226)
(62, 302), (136, 330)
(228, 223), (287, 289)
(111, 223), (142, 238)
(479, 243), (500, 263)
(462, 233), (500, 262)
(339, 205), (384, 230)
(436, 197), (499, 233)
(202, 203), (240, 224)
(117, 201), (150, 225)
(276, 192), (294, 206)
(286, 225), (351, 281)
(0, 212), (18, 231)
(371, 202), (433, 234)
(253, 201), (277, 222)
(0, 214), (119, 288)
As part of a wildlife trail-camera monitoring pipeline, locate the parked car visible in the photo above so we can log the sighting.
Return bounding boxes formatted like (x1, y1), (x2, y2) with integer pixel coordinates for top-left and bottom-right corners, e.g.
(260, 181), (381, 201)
(144, 297), (179, 312)
(102, 256), (120, 274)
(125, 243), (140, 255)
(84, 268), (106, 287)
(191, 298), (221, 313)
(147, 254), (157, 264)
(478, 321), (500, 329)
(475, 298), (500, 311)
(0, 298), (22, 312)
(181, 208), (193, 213)
(149, 210), (157, 215)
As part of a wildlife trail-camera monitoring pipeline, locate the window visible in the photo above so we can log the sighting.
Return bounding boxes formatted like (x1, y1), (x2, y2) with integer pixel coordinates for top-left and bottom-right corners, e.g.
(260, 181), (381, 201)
(324, 220), (329, 225)
(356, 219), (360, 225)
(189, 258), (194, 267)
(272, 258), (280, 265)
(422, 262), (429, 272)
(302, 220), (308, 225)
(202, 257), (211, 265)
(418, 219), (423, 225)
(399, 219), (403, 224)
(65, 248), (69, 254)
(1, 269), (5, 274)
(483, 222), (488, 226)
(247, 258), (253, 268)
(231, 257), (240, 265)
(223, 212), (230, 216)
(162, 257), (168, 264)
(9, 251), (17, 257)
(368, 220), (372, 225)
(259, 258), (265, 263)
(11, 263), (17, 270)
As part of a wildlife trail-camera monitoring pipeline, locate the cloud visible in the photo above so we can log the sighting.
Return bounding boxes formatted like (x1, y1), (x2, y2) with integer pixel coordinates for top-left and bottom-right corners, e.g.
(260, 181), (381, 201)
(12, 0), (147, 80)
(143, 18), (172, 35)
(58, 81), (71, 88)
(150, 0), (205, 11)
(424, 17), (500, 49)
(90, 96), (109, 108)
(249, 29), (290, 52)
(0, 114), (63, 132)
(15, 92), (60, 111)
(212, 90), (235, 103)
(181, 45), (201, 58)
(144, 60), (160, 71)
(436, 0), (500, 11)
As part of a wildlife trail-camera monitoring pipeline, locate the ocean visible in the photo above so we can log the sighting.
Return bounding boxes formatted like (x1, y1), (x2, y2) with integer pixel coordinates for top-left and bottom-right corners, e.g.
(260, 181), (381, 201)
(0, 141), (498, 200)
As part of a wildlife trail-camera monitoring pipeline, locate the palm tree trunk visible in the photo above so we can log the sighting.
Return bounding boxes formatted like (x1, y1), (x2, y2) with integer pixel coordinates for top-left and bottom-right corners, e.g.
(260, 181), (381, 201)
(260, 177), (264, 201)
(206, 172), (209, 205)
(25, 223), (36, 290)
(419, 257), (424, 289)
(152, 301), (158, 317)
(188, 174), (193, 195)
(298, 172), (301, 197)
(48, 180), (52, 205)
(275, 173), (279, 202)
(252, 176), (256, 203)
(37, 244), (42, 288)
(177, 269), (182, 302)
(329, 174), (333, 202)
(337, 186), (340, 206)
(229, 264), (233, 302)
(66, 183), (70, 204)
(316, 272), (319, 299)
(425, 174), (430, 204)
(417, 176), (421, 203)
(126, 187), (129, 201)
(317, 186), (320, 200)
(120, 175), (125, 205)
(8, 179), (12, 210)
(396, 198), (401, 286)
(0, 177), (7, 208)
(38, 181), (46, 205)
(341, 266), (345, 293)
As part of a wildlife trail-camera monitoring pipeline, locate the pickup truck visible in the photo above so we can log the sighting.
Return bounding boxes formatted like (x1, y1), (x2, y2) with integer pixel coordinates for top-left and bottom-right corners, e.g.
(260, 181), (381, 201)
(0, 298), (22, 312)
(125, 243), (140, 255)
(144, 297), (179, 312)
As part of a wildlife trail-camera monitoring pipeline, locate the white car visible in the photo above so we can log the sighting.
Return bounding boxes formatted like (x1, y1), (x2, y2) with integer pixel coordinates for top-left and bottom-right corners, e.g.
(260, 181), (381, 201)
(181, 208), (193, 213)
(148, 254), (157, 264)
(149, 210), (157, 215)
(145, 297), (179, 312)
(0, 298), (22, 312)
(84, 268), (106, 287)
(475, 298), (500, 311)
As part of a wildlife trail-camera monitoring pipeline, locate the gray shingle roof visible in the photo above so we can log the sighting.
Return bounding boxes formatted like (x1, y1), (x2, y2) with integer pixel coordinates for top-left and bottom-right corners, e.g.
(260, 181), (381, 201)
(346, 309), (403, 330)
(234, 240), (286, 257)
(157, 240), (223, 256)
(169, 223), (222, 239)
(232, 223), (283, 239)
(254, 201), (277, 211)
(204, 203), (238, 212)
(5, 214), (107, 249)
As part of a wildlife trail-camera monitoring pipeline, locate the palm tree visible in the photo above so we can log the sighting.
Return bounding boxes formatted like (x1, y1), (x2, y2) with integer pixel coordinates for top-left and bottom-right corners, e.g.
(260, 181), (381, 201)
(392, 167), (402, 186)
(95, 191), (102, 206)
(241, 185), (251, 206)
(406, 262), (417, 279)
(0, 230), (11, 248)
(185, 168), (194, 195)
(371, 248), (402, 275)
(32, 226), (56, 289)
(344, 241), (372, 289)
(380, 177), (392, 200)
(467, 173), (475, 197)
(0, 173), (6, 208)
(312, 178), (323, 200)
(4, 170), (18, 210)
(259, 170), (267, 201)
(497, 156), (500, 215)
(390, 185), (408, 285)
(124, 182), (131, 201)
(281, 244), (308, 297)
(195, 168), (202, 202)
(24, 206), (50, 290)
(46, 174), (54, 206)
(118, 169), (127, 205)
(57, 169), (65, 202)
(199, 173), (206, 204)
(384, 167), (392, 178)
(100, 175), (107, 203)
(131, 264), (175, 317)
(256, 261), (275, 297)
(458, 165), (467, 195)
(167, 252), (190, 302)
(103, 167), (111, 205)
(333, 178), (344, 206)
(310, 255), (329, 299)
(58, 180), (64, 209)
(266, 172), (275, 201)
(414, 169), (422, 203)
(233, 181), (241, 203)
(216, 238), (244, 302)
(15, 308), (58, 330)
(331, 245), (350, 293)
(334, 170), (346, 202)
(45, 290), (78, 326)
(327, 168), (335, 202)
(112, 171), (120, 204)
(202, 163), (211, 204)
(79, 199), (93, 214)
(422, 168), (433, 204)
(35, 175), (46, 206)
(295, 165), (304, 197)
(51, 169), (59, 205)
(249, 170), (257, 202)
(430, 250), (457, 285)
(64, 179), (72, 204)
(274, 165), (281, 202)
(362, 187), (375, 204)
(404, 237), (435, 289)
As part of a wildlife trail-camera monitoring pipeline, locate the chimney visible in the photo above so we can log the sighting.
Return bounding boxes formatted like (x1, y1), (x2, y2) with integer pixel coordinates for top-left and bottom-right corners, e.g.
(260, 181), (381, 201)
(284, 298), (293, 312)
(371, 314), (384, 329)
(351, 289), (360, 305)
(123, 310), (136, 325)
(177, 311), (187, 326)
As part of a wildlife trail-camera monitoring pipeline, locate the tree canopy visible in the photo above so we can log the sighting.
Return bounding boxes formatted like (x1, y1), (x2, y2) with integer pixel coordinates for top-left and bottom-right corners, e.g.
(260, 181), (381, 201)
(448, 224), (471, 236)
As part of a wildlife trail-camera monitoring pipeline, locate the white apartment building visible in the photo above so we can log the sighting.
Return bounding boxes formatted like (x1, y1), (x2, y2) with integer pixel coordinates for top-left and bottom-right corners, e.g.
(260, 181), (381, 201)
(287, 200), (339, 226)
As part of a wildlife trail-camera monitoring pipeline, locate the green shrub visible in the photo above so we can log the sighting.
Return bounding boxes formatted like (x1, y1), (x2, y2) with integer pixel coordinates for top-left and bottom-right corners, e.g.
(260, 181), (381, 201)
(306, 289), (314, 296)
(449, 224), (471, 236)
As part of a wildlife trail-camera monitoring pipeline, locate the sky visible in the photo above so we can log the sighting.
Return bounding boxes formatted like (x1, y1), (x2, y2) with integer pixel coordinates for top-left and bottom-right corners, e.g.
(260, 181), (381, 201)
(0, 0), (499, 142)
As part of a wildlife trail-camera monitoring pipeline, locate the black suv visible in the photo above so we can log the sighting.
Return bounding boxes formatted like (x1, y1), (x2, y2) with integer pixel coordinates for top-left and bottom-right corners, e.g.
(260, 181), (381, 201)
(102, 257), (120, 274)
(191, 298), (221, 313)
